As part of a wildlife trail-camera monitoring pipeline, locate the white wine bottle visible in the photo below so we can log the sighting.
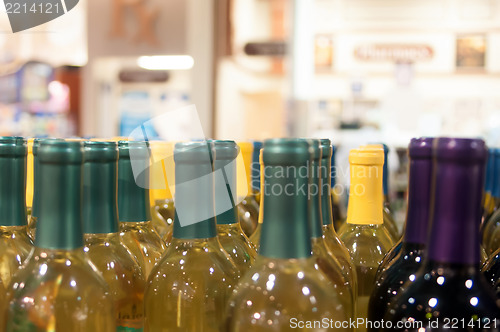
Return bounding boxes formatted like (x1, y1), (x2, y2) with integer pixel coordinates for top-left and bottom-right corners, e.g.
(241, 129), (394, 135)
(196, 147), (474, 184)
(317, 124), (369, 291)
(226, 138), (348, 331)
(83, 141), (146, 331)
(0, 137), (33, 287)
(5, 140), (115, 332)
(338, 147), (394, 330)
(144, 141), (239, 332)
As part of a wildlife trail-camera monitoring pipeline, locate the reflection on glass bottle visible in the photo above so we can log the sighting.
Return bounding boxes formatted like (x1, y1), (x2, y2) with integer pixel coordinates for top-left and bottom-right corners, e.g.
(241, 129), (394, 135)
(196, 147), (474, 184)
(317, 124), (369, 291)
(226, 139), (348, 331)
(117, 141), (166, 279)
(82, 141), (146, 331)
(149, 141), (176, 245)
(385, 138), (500, 329)
(145, 141), (239, 332)
(5, 140), (115, 332)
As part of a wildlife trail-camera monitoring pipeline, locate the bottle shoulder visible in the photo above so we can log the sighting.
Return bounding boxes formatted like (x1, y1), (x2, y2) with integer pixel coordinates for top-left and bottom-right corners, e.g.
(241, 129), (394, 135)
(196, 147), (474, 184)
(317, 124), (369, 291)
(119, 221), (166, 250)
(9, 248), (112, 297)
(149, 238), (240, 283)
(339, 224), (394, 259)
(83, 235), (144, 278)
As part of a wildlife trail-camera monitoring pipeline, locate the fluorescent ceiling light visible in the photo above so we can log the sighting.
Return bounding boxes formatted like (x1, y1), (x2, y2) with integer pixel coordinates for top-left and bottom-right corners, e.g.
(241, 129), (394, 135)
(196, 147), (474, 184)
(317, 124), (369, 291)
(137, 55), (194, 70)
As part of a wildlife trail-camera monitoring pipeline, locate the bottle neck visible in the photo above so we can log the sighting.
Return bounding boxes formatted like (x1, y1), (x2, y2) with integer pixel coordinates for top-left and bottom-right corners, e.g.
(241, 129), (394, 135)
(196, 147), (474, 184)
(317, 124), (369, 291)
(36, 162), (83, 250)
(173, 161), (217, 239)
(310, 158), (323, 238)
(31, 153), (40, 218)
(259, 163), (312, 259)
(251, 160), (261, 193)
(383, 154), (389, 197)
(214, 157), (238, 225)
(428, 160), (483, 265)
(83, 160), (119, 234)
(0, 154), (27, 226)
(346, 163), (383, 225)
(403, 157), (433, 245)
(118, 157), (151, 222)
(320, 157), (334, 227)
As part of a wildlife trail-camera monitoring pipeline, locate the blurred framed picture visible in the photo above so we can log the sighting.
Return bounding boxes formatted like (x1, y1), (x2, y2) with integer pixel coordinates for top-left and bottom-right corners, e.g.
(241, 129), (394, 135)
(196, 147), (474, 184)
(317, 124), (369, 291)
(314, 34), (334, 72)
(456, 34), (486, 71)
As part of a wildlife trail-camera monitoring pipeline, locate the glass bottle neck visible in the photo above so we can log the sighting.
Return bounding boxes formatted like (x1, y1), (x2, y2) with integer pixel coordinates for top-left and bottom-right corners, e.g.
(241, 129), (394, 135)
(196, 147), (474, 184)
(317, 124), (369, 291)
(428, 160), (483, 265)
(83, 160), (119, 234)
(36, 161), (83, 250)
(259, 163), (312, 259)
(0, 154), (27, 227)
(118, 158), (151, 222)
(172, 158), (217, 239)
(403, 157), (433, 245)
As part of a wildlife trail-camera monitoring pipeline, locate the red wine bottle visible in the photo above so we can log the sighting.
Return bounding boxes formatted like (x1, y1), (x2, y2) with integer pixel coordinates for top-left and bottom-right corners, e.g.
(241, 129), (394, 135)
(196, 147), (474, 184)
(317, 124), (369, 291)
(385, 138), (500, 331)
(368, 137), (434, 326)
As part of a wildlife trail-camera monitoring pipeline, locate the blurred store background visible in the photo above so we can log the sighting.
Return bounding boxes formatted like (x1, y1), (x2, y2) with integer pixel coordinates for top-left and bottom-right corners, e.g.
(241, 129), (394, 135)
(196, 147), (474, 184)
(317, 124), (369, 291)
(2, 0), (500, 224)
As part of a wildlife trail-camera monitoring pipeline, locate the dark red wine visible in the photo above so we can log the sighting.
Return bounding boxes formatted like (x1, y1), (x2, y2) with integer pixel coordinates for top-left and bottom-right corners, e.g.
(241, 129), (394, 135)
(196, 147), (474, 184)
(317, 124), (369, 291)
(385, 138), (500, 332)
(368, 137), (434, 327)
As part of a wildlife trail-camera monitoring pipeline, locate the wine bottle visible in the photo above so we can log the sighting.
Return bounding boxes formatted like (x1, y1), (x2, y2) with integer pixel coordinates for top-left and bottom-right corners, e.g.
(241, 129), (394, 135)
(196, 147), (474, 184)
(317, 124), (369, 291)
(339, 147), (394, 329)
(309, 139), (355, 320)
(0, 137), (33, 287)
(144, 141), (239, 332)
(237, 142), (259, 237)
(118, 141), (166, 278)
(213, 140), (257, 273)
(5, 140), (115, 332)
(385, 138), (500, 331)
(249, 149), (264, 248)
(368, 137), (434, 326)
(331, 144), (347, 231)
(149, 140), (175, 244)
(320, 139), (358, 303)
(251, 141), (262, 205)
(226, 138), (348, 332)
(82, 141), (146, 331)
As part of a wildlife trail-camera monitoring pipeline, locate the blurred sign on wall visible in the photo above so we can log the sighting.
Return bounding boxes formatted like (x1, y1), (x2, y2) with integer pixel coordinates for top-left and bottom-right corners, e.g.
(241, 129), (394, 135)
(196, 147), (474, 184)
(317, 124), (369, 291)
(88, 0), (187, 57)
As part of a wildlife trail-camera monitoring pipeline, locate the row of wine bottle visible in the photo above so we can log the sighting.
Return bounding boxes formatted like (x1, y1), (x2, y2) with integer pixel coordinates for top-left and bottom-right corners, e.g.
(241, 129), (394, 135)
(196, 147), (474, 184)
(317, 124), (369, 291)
(0, 136), (499, 332)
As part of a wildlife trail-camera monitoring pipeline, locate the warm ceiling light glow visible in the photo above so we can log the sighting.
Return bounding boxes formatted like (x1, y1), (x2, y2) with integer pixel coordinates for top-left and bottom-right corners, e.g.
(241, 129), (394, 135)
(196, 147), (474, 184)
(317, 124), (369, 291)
(137, 55), (194, 70)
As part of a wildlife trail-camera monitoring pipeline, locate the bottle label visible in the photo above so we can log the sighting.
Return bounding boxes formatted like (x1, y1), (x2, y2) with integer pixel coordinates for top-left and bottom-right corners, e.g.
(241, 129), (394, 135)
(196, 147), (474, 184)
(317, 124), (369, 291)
(117, 327), (143, 332)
